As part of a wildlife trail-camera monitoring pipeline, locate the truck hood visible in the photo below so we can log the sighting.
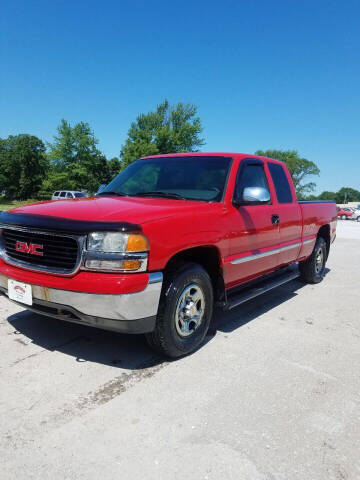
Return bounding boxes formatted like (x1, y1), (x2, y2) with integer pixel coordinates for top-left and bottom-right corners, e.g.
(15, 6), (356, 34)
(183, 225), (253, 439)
(8, 196), (203, 225)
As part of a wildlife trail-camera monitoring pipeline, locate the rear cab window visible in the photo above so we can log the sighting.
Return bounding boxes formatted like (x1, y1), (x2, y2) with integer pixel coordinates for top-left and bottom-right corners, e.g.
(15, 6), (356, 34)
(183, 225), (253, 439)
(267, 163), (293, 203)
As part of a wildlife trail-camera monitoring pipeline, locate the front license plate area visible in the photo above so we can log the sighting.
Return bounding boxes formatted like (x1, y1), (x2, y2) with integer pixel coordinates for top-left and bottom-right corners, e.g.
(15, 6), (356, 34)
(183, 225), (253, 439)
(8, 279), (33, 306)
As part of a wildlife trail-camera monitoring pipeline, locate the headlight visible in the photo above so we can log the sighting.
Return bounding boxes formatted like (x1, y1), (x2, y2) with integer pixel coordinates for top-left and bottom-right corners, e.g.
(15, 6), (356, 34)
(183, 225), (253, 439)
(84, 232), (149, 272)
(87, 232), (149, 253)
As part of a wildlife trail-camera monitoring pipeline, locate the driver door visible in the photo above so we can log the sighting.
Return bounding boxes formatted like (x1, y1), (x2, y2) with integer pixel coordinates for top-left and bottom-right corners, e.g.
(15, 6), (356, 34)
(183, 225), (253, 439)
(226, 158), (280, 288)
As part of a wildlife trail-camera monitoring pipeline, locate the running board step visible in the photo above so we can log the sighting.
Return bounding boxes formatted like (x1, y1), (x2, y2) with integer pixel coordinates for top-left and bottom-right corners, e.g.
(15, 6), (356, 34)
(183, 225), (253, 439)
(225, 269), (300, 311)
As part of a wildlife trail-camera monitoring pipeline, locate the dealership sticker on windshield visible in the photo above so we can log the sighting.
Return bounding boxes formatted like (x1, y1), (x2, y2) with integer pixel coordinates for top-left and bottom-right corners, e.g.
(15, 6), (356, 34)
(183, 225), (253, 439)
(8, 280), (33, 306)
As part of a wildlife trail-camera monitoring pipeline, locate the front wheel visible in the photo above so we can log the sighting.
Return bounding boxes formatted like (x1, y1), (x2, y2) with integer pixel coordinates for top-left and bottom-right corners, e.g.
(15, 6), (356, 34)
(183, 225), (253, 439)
(341, 215), (346, 220)
(357, 216), (360, 222)
(146, 263), (213, 358)
(299, 237), (327, 284)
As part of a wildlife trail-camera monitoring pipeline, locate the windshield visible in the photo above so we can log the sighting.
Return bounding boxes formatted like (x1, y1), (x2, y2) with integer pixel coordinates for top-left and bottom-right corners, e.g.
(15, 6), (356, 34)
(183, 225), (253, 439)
(101, 156), (232, 201)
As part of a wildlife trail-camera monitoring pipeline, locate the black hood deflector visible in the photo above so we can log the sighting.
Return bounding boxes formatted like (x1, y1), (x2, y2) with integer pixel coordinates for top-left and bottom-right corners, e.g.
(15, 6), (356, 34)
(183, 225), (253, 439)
(0, 211), (142, 234)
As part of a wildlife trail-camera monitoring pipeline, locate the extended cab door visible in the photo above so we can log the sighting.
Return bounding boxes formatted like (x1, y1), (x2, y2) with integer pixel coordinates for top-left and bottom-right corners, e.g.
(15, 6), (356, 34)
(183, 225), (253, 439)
(267, 162), (302, 266)
(226, 158), (281, 288)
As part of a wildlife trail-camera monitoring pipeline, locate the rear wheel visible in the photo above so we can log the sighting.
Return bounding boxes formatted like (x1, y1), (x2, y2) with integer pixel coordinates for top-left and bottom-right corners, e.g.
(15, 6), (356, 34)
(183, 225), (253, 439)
(341, 214), (346, 220)
(357, 216), (360, 222)
(146, 263), (213, 358)
(299, 237), (327, 284)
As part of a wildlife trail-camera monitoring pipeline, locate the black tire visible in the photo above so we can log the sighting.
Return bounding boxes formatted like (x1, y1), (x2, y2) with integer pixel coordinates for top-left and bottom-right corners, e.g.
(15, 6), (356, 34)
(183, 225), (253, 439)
(146, 263), (213, 358)
(299, 237), (327, 284)
(357, 216), (360, 222)
(341, 215), (346, 220)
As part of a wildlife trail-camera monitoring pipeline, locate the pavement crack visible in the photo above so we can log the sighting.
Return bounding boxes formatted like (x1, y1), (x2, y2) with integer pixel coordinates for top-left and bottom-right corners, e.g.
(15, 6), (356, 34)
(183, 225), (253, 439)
(76, 360), (166, 410)
(8, 336), (86, 367)
(10, 349), (48, 367)
(6, 358), (169, 449)
(280, 358), (338, 381)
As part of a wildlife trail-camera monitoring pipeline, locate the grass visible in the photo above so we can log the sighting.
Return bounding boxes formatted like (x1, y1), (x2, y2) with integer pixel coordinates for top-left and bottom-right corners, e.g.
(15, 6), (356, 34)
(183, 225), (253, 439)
(0, 198), (38, 211)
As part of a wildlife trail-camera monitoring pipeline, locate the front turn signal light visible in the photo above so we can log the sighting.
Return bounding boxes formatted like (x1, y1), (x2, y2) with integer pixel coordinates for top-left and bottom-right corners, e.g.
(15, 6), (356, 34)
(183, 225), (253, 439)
(122, 260), (142, 270)
(126, 234), (149, 252)
(84, 258), (145, 272)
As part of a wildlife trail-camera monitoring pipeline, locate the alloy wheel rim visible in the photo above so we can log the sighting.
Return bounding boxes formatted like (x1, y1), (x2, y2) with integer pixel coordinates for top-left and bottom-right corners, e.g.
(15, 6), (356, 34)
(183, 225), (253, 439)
(175, 284), (205, 337)
(315, 248), (324, 274)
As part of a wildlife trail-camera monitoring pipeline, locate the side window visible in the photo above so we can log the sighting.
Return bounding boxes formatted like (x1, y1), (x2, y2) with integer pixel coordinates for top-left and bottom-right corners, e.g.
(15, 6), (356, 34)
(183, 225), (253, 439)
(60, 192), (66, 198)
(54, 191), (59, 196)
(235, 164), (269, 201)
(268, 163), (293, 203)
(66, 192), (73, 198)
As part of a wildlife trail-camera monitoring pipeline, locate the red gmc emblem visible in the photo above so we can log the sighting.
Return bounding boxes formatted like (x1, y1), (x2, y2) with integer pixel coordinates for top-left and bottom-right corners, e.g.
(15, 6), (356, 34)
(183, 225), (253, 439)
(15, 241), (44, 256)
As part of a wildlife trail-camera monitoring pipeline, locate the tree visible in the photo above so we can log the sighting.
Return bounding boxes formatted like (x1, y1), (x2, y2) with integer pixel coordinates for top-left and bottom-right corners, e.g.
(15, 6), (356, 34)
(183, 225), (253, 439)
(335, 187), (360, 203)
(46, 119), (109, 193)
(106, 157), (122, 182)
(0, 134), (48, 199)
(302, 187), (360, 203)
(254, 149), (320, 197)
(120, 100), (204, 168)
(317, 191), (337, 201)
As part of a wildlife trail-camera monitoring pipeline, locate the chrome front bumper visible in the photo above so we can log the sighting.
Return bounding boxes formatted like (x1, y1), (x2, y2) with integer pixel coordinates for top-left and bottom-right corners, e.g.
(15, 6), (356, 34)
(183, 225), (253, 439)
(0, 272), (163, 334)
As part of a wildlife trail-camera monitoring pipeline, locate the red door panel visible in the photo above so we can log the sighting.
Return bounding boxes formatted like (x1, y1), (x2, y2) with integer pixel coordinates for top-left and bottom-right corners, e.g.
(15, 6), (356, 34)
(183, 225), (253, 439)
(225, 204), (280, 288)
(276, 204), (302, 266)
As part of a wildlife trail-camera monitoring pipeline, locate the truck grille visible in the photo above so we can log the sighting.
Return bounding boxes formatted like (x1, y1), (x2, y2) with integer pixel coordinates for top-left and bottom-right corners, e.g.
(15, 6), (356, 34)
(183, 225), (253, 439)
(2, 228), (80, 274)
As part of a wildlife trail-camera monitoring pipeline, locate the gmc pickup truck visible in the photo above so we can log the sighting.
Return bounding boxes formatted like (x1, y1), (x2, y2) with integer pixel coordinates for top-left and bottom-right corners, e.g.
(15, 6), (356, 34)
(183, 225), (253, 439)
(0, 153), (337, 357)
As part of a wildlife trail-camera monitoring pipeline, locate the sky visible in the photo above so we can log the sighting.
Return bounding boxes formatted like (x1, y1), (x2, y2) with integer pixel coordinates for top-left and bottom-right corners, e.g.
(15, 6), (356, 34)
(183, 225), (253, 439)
(1, 0), (359, 194)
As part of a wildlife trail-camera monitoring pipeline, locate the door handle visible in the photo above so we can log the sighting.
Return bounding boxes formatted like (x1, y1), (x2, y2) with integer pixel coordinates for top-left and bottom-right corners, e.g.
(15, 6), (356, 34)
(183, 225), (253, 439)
(271, 214), (280, 225)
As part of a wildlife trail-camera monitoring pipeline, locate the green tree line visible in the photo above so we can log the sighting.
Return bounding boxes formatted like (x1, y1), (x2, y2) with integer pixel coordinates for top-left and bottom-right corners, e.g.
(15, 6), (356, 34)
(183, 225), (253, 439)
(305, 187), (360, 203)
(1, 99), (357, 202)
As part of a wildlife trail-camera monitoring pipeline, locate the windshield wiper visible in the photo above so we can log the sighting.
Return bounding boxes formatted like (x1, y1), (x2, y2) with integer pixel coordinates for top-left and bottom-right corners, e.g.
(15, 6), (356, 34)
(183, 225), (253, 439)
(96, 191), (129, 197)
(134, 191), (186, 200)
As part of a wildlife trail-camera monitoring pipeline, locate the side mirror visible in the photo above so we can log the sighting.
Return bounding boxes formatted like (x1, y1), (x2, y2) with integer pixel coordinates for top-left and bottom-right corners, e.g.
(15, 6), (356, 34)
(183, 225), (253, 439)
(243, 187), (270, 203)
(234, 187), (271, 206)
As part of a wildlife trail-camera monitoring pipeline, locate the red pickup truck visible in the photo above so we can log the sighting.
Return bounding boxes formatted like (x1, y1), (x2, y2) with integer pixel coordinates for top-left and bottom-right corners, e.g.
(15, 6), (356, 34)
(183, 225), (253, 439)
(0, 153), (337, 357)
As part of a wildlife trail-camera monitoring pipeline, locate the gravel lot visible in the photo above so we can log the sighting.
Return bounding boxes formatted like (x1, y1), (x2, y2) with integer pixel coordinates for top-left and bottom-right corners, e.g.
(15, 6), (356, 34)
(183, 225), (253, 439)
(0, 220), (359, 480)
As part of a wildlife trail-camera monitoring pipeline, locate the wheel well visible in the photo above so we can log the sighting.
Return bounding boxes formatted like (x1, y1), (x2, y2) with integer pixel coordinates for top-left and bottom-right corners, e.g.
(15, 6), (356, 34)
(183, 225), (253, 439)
(317, 224), (330, 259)
(164, 246), (225, 304)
